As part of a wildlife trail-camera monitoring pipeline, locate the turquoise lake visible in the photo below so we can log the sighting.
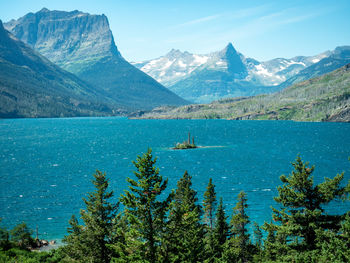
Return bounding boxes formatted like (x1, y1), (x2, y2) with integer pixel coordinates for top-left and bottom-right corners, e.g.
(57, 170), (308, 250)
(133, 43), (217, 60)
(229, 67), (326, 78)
(1, 117), (350, 241)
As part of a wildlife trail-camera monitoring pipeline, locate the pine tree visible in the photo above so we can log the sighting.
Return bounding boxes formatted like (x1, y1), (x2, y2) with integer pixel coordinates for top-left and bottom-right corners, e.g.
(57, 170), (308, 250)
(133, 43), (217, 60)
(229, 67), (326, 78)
(212, 197), (229, 259)
(266, 155), (350, 251)
(10, 222), (35, 249)
(119, 148), (171, 263)
(203, 178), (217, 229)
(203, 178), (217, 262)
(0, 218), (10, 250)
(252, 222), (263, 261)
(222, 191), (251, 263)
(63, 170), (118, 263)
(164, 170), (205, 263)
(253, 222), (262, 248)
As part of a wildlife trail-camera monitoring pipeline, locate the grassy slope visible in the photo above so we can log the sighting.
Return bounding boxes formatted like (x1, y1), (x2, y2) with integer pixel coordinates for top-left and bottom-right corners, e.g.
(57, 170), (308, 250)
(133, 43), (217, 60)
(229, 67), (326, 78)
(138, 64), (350, 122)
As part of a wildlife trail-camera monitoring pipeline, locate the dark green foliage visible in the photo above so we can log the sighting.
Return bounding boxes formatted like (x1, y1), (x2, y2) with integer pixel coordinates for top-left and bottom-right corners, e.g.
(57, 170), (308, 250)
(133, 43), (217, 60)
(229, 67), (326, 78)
(204, 197), (230, 262)
(204, 178), (217, 229)
(0, 220), (11, 252)
(222, 191), (251, 263)
(118, 148), (171, 262)
(10, 223), (35, 249)
(164, 170), (205, 263)
(214, 198), (230, 248)
(266, 156), (349, 253)
(253, 222), (262, 248)
(2, 153), (350, 262)
(63, 170), (118, 263)
(0, 247), (65, 263)
(203, 178), (218, 262)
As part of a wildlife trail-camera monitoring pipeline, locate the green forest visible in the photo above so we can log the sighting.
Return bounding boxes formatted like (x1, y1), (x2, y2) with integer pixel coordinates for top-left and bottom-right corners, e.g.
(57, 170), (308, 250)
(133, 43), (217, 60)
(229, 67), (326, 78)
(1, 149), (349, 263)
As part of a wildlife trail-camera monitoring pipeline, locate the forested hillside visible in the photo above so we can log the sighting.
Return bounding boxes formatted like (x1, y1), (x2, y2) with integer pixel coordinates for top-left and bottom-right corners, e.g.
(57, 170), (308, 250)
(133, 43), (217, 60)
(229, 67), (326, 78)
(137, 64), (350, 122)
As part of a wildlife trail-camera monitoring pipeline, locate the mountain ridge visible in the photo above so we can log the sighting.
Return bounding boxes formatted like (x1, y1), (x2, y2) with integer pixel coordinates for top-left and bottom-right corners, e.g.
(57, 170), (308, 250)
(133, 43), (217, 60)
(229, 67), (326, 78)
(0, 20), (122, 118)
(5, 9), (188, 110)
(132, 43), (349, 103)
(135, 63), (350, 122)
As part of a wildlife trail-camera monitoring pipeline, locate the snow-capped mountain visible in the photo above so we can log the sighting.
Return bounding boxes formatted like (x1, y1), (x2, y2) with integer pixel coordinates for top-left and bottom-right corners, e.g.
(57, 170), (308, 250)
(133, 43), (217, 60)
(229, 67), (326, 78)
(133, 49), (211, 87)
(132, 43), (334, 103)
(245, 51), (331, 86)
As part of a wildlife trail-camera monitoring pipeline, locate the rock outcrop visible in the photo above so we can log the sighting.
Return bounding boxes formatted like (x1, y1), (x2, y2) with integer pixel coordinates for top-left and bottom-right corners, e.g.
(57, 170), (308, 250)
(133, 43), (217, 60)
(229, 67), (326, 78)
(0, 19), (121, 118)
(5, 9), (188, 110)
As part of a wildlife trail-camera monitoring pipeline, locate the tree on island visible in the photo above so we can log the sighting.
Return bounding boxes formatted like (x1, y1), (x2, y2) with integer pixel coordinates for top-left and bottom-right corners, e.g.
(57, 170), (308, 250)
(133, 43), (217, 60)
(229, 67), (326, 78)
(174, 132), (197, 149)
(63, 170), (119, 263)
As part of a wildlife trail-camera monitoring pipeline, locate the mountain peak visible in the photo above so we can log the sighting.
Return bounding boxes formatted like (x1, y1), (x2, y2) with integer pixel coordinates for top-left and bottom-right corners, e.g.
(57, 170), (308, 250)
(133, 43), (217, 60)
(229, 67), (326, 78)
(38, 7), (50, 13)
(166, 48), (183, 57)
(0, 20), (8, 39)
(222, 42), (238, 56)
(5, 9), (122, 66)
(215, 42), (247, 76)
(226, 42), (234, 49)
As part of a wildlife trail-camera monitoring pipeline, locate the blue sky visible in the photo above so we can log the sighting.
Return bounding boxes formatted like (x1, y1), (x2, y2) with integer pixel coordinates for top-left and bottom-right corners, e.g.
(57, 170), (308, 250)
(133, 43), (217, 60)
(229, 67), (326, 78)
(0, 0), (349, 62)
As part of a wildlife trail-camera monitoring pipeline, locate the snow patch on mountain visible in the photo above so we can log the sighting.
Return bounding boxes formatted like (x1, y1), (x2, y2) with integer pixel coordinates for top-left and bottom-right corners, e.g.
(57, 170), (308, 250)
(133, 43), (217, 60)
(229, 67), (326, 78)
(132, 44), (336, 95)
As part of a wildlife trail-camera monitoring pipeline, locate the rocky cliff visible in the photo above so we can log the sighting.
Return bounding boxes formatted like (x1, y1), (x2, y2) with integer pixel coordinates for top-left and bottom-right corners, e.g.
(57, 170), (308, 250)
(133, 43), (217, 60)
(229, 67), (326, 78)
(5, 9), (188, 110)
(0, 20), (120, 118)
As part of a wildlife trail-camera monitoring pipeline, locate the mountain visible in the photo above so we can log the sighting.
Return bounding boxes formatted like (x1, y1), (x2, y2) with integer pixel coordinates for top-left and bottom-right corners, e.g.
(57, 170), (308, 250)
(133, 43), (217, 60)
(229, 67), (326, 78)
(132, 49), (211, 87)
(166, 43), (277, 103)
(5, 8), (187, 110)
(134, 43), (278, 103)
(279, 46), (350, 88)
(0, 20), (122, 118)
(133, 44), (337, 103)
(136, 63), (350, 122)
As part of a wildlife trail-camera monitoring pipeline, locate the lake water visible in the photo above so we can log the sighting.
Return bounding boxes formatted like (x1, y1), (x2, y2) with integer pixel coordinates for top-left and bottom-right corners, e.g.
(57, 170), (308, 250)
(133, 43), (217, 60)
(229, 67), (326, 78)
(1, 117), (350, 241)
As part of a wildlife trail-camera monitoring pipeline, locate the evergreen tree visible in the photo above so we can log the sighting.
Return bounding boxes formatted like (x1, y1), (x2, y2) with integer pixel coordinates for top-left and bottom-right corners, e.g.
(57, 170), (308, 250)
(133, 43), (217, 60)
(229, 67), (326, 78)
(253, 222), (262, 248)
(222, 191), (251, 263)
(213, 198), (229, 256)
(0, 219), (10, 250)
(203, 178), (218, 262)
(266, 156), (350, 251)
(203, 178), (217, 229)
(164, 170), (205, 263)
(63, 170), (118, 263)
(252, 222), (263, 262)
(119, 148), (171, 263)
(204, 197), (229, 262)
(10, 222), (35, 249)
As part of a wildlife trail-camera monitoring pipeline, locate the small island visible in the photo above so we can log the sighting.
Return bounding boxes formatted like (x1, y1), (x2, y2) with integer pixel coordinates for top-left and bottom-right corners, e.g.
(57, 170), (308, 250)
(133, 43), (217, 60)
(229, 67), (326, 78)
(174, 132), (198, 149)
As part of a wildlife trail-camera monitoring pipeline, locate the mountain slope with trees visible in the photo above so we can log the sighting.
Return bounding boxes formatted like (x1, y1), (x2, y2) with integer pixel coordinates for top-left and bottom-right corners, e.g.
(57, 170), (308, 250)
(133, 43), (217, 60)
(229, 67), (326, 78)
(137, 63), (350, 122)
(0, 20), (122, 118)
(5, 9), (188, 111)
